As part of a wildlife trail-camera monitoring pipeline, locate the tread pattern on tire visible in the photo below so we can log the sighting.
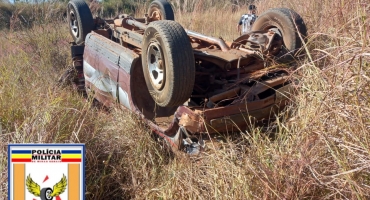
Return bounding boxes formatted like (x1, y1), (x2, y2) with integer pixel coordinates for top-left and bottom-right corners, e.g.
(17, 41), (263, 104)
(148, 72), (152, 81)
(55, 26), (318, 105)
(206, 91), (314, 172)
(143, 20), (195, 107)
(68, 0), (94, 45)
(149, 0), (175, 21)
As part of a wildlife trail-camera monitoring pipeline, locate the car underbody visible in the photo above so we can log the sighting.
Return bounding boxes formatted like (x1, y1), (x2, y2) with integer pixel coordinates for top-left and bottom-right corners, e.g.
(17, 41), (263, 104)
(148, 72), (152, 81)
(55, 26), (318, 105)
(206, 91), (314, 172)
(64, 0), (307, 154)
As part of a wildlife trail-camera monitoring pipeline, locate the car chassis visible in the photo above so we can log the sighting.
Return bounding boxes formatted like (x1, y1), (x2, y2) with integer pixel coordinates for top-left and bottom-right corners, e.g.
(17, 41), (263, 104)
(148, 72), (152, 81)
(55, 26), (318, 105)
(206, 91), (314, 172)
(65, 0), (306, 154)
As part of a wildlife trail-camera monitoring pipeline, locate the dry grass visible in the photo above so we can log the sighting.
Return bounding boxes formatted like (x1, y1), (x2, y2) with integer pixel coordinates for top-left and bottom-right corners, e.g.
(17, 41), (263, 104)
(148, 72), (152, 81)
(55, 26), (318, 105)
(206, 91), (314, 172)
(1, 0), (370, 199)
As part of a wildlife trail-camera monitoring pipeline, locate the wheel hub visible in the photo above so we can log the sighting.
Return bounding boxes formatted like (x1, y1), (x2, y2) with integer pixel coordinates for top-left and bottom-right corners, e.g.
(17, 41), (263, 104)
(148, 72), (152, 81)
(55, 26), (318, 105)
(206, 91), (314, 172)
(147, 42), (165, 90)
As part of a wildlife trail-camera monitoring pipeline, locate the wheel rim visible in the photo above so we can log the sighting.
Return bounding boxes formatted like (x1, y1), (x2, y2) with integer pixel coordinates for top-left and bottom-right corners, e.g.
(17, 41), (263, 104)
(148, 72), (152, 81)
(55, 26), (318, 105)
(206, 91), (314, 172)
(149, 7), (162, 21)
(46, 190), (52, 199)
(146, 42), (165, 90)
(69, 9), (79, 37)
(269, 27), (282, 37)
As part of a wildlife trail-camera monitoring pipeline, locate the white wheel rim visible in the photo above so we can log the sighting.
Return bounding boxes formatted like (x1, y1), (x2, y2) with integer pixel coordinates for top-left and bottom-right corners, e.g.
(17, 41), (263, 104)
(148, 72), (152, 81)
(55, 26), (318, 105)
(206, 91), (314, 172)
(147, 42), (165, 90)
(46, 190), (52, 199)
(69, 10), (79, 37)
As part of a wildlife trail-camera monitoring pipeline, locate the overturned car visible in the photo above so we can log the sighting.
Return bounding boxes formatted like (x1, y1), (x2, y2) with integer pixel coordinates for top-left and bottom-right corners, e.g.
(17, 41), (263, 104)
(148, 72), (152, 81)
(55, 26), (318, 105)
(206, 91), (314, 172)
(65, 0), (307, 154)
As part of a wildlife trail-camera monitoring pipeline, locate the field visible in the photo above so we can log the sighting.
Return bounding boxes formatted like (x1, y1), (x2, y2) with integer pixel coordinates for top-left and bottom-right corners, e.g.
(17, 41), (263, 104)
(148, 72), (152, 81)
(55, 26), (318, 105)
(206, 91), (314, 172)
(0, 0), (370, 199)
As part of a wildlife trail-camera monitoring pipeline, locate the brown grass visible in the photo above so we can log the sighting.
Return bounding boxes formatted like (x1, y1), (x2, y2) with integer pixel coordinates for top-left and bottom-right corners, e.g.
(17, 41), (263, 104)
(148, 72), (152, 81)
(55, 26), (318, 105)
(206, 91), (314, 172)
(1, 0), (370, 199)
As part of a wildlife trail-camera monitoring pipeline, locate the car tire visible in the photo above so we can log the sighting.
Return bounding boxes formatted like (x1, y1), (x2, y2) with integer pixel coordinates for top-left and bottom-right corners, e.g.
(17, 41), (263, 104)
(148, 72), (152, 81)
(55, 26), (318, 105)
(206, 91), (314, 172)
(148, 0), (175, 21)
(142, 20), (195, 107)
(40, 188), (53, 200)
(251, 8), (307, 62)
(67, 0), (94, 45)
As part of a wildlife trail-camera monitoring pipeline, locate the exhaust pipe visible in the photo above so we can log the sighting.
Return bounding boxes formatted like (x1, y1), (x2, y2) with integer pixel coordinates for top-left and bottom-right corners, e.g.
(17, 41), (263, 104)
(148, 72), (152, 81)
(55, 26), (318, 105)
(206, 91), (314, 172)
(126, 19), (148, 30)
(185, 29), (230, 52)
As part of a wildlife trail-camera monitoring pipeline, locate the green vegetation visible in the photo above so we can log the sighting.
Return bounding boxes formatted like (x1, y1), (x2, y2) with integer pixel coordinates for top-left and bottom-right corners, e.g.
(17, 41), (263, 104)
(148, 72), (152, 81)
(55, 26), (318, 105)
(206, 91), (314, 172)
(0, 0), (369, 199)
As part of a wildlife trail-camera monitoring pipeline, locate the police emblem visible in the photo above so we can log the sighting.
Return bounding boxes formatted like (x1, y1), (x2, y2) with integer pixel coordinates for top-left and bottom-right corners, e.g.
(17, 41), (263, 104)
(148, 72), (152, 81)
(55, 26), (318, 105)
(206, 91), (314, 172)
(8, 144), (85, 200)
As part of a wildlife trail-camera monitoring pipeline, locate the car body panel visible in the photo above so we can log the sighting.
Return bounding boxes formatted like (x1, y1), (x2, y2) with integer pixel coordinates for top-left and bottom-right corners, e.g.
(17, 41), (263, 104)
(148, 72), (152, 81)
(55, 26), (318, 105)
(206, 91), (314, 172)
(84, 32), (139, 108)
(79, 24), (296, 153)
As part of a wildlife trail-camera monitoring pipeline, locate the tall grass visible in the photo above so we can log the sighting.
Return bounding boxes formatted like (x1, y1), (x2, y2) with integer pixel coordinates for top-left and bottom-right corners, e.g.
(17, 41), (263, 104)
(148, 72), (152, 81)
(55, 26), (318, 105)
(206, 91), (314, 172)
(1, 0), (370, 199)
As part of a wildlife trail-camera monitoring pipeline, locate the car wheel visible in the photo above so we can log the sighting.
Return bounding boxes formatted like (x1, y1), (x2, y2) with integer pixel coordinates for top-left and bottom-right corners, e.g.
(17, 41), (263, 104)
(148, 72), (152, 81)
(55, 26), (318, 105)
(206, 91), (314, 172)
(67, 0), (94, 45)
(148, 0), (174, 21)
(252, 8), (307, 62)
(40, 188), (53, 200)
(142, 20), (195, 107)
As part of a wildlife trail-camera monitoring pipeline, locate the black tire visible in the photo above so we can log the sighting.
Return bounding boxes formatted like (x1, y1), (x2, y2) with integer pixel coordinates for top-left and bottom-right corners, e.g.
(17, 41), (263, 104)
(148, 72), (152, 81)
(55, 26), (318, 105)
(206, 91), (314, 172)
(148, 0), (174, 21)
(40, 188), (53, 200)
(142, 20), (195, 107)
(67, 0), (94, 45)
(251, 8), (307, 62)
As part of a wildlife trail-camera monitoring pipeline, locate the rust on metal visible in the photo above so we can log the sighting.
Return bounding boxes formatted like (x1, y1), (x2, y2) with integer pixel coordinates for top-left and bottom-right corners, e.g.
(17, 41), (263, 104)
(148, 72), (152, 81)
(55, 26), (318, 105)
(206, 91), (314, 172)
(186, 29), (230, 52)
(126, 19), (148, 30)
(68, 4), (300, 154)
